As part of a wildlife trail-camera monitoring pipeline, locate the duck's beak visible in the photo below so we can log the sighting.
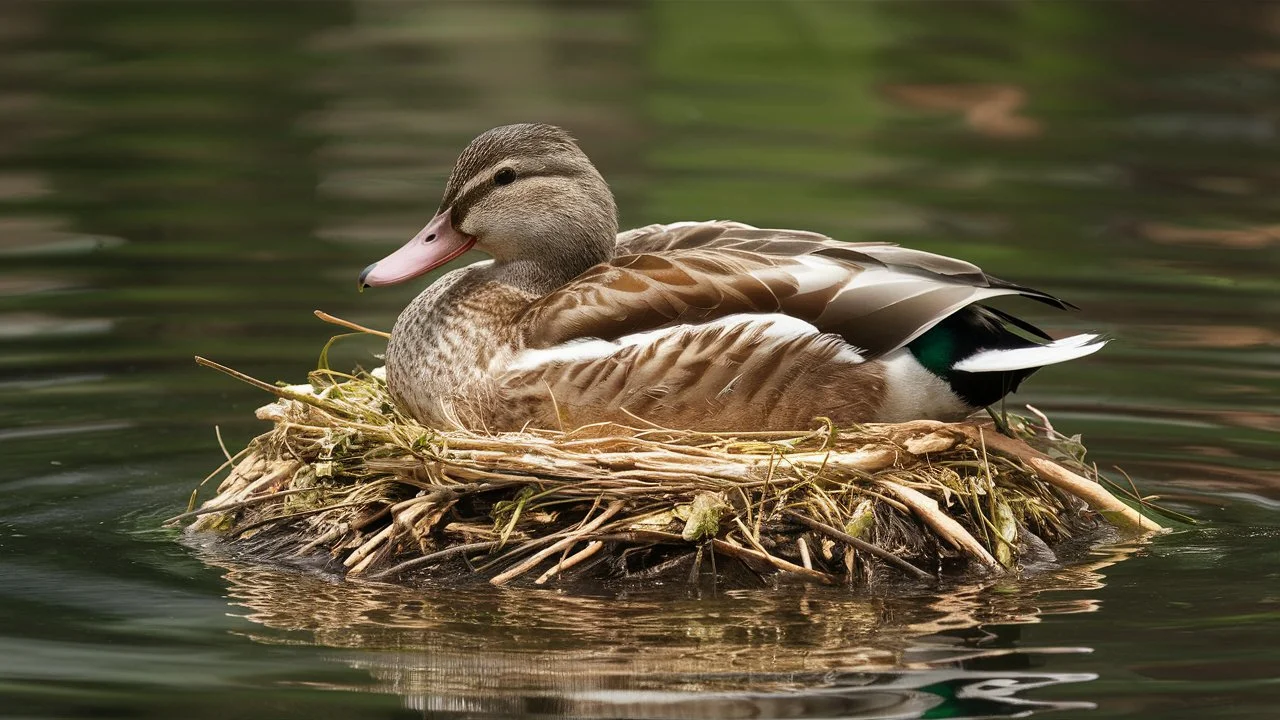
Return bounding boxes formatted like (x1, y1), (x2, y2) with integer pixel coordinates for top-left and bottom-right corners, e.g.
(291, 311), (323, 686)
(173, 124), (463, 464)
(358, 210), (476, 291)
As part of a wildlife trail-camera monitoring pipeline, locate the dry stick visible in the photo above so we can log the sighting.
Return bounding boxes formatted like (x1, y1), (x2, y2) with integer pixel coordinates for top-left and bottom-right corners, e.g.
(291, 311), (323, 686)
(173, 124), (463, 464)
(535, 540), (605, 585)
(219, 459), (299, 500)
(346, 499), (439, 574)
(952, 425), (1164, 534)
(784, 510), (933, 580)
(214, 425), (235, 465)
(231, 502), (366, 538)
(796, 536), (813, 571)
(295, 524), (349, 557)
(194, 356), (347, 417)
(212, 451), (263, 493)
(368, 541), (504, 580)
(471, 529), (565, 574)
(313, 310), (391, 339)
(710, 538), (835, 584)
(164, 486), (316, 525)
(878, 480), (999, 568)
(731, 516), (836, 584)
(489, 500), (626, 586)
(345, 524), (393, 569)
(1028, 458), (1165, 533)
(486, 499), (617, 580)
(307, 506), (391, 556)
(593, 529), (686, 544)
(732, 516), (772, 558)
(188, 447), (255, 513)
(348, 544), (389, 576)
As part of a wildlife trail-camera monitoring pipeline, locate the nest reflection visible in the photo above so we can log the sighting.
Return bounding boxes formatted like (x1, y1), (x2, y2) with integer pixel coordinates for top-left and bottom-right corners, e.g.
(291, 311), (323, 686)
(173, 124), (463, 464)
(195, 538), (1141, 718)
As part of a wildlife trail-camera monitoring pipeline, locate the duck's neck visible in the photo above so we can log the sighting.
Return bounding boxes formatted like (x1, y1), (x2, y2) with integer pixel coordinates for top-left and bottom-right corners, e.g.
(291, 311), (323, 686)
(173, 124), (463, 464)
(489, 258), (592, 295)
(488, 226), (617, 295)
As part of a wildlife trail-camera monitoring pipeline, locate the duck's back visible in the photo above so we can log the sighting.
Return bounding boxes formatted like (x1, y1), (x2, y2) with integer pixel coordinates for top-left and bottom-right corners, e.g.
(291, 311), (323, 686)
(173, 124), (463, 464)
(526, 221), (1069, 362)
(472, 221), (1104, 431)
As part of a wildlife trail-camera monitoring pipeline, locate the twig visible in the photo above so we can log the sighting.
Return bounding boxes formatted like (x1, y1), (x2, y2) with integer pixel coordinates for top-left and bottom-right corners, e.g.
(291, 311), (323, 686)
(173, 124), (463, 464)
(535, 540), (604, 584)
(1025, 404), (1056, 436)
(784, 510), (932, 580)
(471, 531), (564, 574)
(797, 536), (812, 571)
(1027, 458), (1164, 534)
(490, 501), (625, 585)
(214, 426), (234, 465)
(314, 310), (390, 339)
(951, 424), (1164, 534)
(878, 480), (999, 568)
(345, 524), (393, 570)
(194, 356), (346, 416)
(189, 446), (254, 511)
(295, 524), (349, 557)
(593, 530), (685, 544)
(710, 538), (835, 584)
(164, 486), (315, 525)
(231, 502), (366, 538)
(368, 541), (503, 580)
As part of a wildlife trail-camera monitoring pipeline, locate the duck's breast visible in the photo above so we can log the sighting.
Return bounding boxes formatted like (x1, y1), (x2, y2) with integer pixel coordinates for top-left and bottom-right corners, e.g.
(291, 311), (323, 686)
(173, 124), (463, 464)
(385, 270), (530, 428)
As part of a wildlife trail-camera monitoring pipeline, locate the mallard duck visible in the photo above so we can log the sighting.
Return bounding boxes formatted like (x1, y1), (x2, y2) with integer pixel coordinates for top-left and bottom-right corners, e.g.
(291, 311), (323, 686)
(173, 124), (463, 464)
(359, 123), (1105, 432)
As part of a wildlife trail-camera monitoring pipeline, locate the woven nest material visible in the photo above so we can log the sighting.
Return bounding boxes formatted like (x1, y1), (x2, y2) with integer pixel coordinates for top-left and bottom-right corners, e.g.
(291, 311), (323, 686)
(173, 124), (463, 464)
(176, 351), (1163, 589)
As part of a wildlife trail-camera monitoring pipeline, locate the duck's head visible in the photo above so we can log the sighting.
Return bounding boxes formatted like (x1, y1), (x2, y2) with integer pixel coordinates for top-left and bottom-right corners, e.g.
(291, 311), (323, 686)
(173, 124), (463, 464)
(359, 123), (617, 290)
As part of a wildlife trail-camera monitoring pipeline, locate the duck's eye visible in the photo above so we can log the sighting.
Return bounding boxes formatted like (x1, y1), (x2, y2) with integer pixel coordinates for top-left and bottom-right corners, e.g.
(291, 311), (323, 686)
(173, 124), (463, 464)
(493, 167), (517, 186)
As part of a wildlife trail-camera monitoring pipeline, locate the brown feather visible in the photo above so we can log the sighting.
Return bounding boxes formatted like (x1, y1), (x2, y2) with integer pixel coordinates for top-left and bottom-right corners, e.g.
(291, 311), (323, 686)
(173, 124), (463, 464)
(378, 123), (1089, 434)
(492, 319), (885, 432)
(521, 222), (1061, 357)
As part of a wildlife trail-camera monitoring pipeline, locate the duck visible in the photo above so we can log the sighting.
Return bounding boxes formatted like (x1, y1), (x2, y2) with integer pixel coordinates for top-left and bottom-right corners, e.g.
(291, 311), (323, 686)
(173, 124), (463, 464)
(359, 123), (1105, 432)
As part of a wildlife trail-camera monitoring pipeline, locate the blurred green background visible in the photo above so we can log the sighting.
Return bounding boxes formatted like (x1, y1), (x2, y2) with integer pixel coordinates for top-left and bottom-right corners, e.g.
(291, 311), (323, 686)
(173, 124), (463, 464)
(0, 1), (1277, 718)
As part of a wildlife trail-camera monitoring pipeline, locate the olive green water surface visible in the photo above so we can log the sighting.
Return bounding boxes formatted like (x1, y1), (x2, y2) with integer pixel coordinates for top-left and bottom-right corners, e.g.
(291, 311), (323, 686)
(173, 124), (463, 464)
(1, 2), (1277, 718)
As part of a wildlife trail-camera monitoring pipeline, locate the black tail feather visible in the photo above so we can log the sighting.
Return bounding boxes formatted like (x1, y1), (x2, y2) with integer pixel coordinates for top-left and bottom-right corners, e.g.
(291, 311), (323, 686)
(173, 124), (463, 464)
(906, 305), (1052, 408)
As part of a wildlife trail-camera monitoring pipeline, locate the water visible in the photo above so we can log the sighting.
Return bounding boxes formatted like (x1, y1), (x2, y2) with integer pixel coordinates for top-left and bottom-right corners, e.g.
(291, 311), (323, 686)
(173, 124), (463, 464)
(1, 1), (1277, 718)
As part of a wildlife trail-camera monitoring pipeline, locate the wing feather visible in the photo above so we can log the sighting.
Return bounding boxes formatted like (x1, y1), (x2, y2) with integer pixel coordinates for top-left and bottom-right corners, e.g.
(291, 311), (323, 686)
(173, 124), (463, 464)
(522, 221), (1070, 357)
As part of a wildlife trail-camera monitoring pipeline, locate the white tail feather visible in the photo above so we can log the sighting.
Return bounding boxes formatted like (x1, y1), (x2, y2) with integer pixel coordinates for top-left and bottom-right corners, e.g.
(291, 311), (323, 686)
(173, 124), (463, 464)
(952, 333), (1108, 373)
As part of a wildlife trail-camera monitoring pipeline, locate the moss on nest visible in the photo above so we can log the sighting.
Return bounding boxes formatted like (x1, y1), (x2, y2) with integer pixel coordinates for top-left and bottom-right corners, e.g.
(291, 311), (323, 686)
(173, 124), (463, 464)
(175, 348), (1163, 589)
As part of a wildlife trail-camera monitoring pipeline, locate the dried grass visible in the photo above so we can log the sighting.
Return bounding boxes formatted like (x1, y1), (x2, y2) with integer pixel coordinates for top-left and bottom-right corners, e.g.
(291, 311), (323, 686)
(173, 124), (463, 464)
(174, 345), (1163, 589)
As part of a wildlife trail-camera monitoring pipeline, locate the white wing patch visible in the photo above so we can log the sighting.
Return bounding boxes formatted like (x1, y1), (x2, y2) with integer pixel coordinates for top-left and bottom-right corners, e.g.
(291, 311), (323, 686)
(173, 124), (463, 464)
(657, 219), (758, 231)
(507, 338), (619, 372)
(953, 333), (1108, 373)
(679, 313), (820, 340)
(508, 313), (864, 372)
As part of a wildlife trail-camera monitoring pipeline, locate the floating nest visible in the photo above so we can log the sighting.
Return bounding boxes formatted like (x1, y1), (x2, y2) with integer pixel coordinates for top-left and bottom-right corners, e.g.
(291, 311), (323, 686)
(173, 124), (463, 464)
(177, 334), (1163, 589)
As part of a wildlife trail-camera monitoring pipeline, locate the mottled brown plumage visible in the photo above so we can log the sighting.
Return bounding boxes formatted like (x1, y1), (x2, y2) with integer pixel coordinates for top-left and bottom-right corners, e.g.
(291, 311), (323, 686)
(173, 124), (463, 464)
(366, 124), (1103, 432)
(523, 226), (1066, 356)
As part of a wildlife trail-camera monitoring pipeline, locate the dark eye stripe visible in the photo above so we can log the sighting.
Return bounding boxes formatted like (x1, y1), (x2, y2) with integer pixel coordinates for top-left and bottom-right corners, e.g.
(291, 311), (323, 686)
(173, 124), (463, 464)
(447, 166), (568, 227)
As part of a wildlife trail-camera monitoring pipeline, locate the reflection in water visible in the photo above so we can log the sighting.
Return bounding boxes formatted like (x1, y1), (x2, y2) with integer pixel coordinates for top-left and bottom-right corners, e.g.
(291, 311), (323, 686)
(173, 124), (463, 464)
(196, 539), (1141, 718)
(881, 83), (1041, 139)
(1138, 222), (1279, 250)
(0, 1), (1278, 718)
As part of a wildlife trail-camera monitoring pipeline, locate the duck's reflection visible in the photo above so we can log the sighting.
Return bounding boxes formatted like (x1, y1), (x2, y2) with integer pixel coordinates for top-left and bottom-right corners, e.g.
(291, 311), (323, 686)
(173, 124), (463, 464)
(196, 540), (1141, 719)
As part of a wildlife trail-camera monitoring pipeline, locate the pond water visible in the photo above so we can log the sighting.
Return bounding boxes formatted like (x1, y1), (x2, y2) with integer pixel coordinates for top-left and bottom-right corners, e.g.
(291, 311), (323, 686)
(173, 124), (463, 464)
(1, 1), (1277, 718)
